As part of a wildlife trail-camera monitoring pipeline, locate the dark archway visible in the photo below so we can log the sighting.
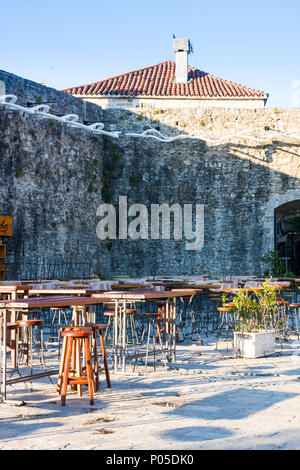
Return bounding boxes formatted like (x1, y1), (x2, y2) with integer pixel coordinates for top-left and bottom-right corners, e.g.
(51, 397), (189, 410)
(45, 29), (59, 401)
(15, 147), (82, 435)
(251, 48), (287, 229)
(275, 200), (300, 275)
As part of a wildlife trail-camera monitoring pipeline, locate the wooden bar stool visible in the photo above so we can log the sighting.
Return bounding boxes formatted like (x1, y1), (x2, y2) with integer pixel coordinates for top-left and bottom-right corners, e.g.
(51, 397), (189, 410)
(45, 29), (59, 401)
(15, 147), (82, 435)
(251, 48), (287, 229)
(71, 305), (90, 326)
(59, 328), (94, 406)
(153, 300), (166, 343)
(216, 306), (234, 350)
(209, 297), (222, 332)
(57, 324), (111, 394)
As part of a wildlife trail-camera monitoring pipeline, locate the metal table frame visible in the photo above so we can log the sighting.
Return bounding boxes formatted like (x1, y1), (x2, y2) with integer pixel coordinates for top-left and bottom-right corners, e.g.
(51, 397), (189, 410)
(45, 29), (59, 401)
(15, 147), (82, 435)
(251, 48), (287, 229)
(92, 290), (196, 373)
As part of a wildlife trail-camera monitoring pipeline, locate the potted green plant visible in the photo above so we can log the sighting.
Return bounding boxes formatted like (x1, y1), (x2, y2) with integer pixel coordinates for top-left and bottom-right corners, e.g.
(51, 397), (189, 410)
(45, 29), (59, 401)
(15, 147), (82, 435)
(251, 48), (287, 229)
(261, 251), (286, 277)
(231, 281), (279, 358)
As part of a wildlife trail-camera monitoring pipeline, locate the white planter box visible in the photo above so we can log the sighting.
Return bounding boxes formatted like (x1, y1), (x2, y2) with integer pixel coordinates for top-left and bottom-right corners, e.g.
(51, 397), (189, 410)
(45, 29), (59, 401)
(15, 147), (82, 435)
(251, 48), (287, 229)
(233, 330), (276, 358)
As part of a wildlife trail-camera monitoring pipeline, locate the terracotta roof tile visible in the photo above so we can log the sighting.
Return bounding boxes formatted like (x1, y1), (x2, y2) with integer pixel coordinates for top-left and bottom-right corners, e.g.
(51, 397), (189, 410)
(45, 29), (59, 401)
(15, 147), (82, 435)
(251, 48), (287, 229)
(63, 60), (267, 99)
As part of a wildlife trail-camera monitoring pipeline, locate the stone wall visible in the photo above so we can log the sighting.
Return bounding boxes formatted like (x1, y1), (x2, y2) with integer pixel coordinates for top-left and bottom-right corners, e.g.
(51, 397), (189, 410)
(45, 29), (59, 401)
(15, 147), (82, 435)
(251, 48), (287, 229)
(1, 69), (300, 278)
(82, 96), (266, 110)
(100, 107), (300, 277)
(0, 70), (106, 278)
(0, 70), (103, 122)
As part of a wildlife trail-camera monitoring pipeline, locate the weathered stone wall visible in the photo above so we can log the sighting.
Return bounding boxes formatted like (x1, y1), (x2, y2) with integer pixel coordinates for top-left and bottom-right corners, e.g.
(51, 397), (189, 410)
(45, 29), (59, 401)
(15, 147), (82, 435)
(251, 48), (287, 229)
(0, 70), (103, 122)
(82, 95), (266, 110)
(0, 71), (106, 278)
(100, 107), (300, 277)
(1, 69), (300, 278)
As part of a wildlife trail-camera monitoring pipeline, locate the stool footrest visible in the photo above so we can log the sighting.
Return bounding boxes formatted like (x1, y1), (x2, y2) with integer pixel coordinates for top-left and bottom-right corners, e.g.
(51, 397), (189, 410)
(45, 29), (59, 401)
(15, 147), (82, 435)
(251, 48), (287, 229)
(68, 378), (89, 385)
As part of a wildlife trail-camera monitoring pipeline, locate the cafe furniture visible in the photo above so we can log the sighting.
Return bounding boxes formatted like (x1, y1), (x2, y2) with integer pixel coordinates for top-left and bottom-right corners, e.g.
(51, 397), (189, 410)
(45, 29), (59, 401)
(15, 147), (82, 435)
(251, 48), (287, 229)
(0, 295), (110, 402)
(92, 289), (196, 372)
(59, 327), (94, 406)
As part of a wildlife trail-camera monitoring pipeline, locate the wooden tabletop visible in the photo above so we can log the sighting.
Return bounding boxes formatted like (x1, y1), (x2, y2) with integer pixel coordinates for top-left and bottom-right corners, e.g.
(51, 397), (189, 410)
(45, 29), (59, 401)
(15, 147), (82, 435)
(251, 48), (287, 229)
(148, 282), (220, 290)
(221, 287), (263, 292)
(111, 284), (150, 290)
(0, 295), (111, 309)
(28, 288), (104, 296)
(189, 284), (223, 289)
(92, 289), (197, 300)
(171, 288), (203, 294)
(0, 285), (29, 293)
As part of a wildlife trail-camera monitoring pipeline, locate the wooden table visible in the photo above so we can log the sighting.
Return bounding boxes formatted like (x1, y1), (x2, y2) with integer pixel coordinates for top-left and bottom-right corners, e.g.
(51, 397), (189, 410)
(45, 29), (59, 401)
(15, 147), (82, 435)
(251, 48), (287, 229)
(92, 289), (197, 372)
(28, 288), (105, 296)
(0, 285), (30, 298)
(221, 287), (263, 293)
(0, 295), (110, 403)
(111, 285), (150, 290)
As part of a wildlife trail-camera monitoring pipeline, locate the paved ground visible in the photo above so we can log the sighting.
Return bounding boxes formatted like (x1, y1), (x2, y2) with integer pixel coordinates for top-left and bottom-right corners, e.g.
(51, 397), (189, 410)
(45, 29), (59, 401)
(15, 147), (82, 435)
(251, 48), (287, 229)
(1, 337), (300, 450)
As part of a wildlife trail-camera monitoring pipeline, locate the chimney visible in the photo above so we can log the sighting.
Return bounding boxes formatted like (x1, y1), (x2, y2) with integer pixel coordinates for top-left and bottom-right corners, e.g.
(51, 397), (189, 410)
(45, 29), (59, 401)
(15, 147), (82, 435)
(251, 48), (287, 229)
(173, 38), (191, 83)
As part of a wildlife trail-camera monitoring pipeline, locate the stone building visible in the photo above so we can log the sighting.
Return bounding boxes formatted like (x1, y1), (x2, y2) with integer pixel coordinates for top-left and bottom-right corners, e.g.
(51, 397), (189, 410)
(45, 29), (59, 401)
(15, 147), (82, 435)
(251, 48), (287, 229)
(63, 38), (268, 110)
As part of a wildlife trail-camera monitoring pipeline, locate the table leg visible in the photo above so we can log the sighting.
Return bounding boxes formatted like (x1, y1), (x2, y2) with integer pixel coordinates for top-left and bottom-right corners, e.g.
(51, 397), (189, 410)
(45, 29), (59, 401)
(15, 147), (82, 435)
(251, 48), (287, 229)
(89, 305), (96, 323)
(71, 306), (78, 392)
(113, 300), (128, 373)
(10, 291), (17, 369)
(113, 301), (118, 372)
(122, 300), (127, 373)
(172, 299), (177, 362)
(72, 306), (79, 326)
(165, 301), (170, 361)
(76, 339), (82, 397)
(1, 309), (7, 401)
(1, 309), (22, 405)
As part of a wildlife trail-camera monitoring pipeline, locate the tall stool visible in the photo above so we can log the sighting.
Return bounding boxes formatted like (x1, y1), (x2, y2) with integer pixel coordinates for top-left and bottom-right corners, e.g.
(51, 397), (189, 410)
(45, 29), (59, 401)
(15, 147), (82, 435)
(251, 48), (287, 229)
(16, 319), (52, 389)
(59, 328), (94, 406)
(275, 300), (290, 344)
(0, 319), (33, 393)
(154, 300), (166, 343)
(104, 308), (139, 346)
(209, 297), (222, 334)
(288, 304), (300, 339)
(0, 319), (21, 368)
(153, 300), (180, 344)
(137, 312), (167, 371)
(46, 308), (68, 355)
(216, 306), (234, 350)
(85, 323), (111, 391)
(71, 305), (91, 326)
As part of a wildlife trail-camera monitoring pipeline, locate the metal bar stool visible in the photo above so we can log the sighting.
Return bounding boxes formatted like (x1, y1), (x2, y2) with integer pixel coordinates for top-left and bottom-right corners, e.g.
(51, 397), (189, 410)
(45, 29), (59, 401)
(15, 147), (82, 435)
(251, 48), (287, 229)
(71, 305), (91, 326)
(216, 306), (235, 350)
(16, 318), (52, 390)
(135, 312), (167, 371)
(153, 300), (167, 343)
(103, 308), (139, 347)
(288, 304), (300, 339)
(45, 308), (68, 355)
(275, 300), (290, 344)
(209, 297), (222, 335)
(153, 300), (180, 344)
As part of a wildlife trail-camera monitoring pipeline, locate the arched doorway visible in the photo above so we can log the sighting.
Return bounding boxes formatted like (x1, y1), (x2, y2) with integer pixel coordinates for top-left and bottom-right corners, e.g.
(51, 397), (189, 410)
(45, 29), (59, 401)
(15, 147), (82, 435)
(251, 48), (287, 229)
(275, 200), (300, 274)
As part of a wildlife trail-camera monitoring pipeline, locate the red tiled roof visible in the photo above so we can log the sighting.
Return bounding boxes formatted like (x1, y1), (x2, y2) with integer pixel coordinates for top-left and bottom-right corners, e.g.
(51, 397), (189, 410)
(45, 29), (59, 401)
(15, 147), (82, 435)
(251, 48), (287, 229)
(62, 61), (267, 99)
